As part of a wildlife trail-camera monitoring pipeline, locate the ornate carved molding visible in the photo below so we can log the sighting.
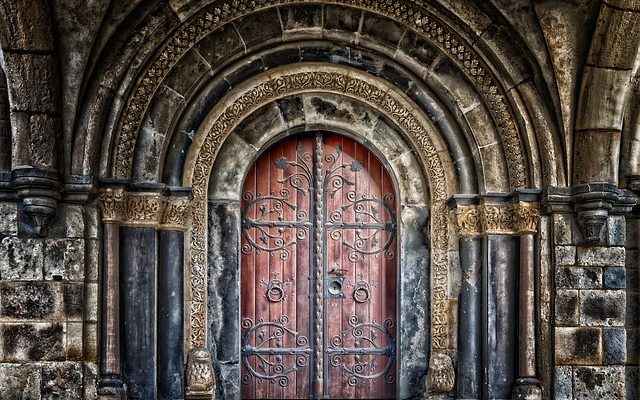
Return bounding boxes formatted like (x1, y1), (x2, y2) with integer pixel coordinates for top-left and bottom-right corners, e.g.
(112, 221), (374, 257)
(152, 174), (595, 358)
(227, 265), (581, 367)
(97, 189), (191, 230)
(113, 0), (527, 189)
(425, 352), (455, 397)
(183, 65), (454, 392)
(453, 205), (482, 237)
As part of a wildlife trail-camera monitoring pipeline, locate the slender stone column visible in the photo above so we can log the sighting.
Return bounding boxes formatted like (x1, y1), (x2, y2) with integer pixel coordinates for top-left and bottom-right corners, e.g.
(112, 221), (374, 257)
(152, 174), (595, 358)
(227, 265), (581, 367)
(97, 188), (126, 398)
(512, 191), (542, 400)
(449, 196), (482, 399)
(158, 192), (191, 400)
(480, 194), (518, 400)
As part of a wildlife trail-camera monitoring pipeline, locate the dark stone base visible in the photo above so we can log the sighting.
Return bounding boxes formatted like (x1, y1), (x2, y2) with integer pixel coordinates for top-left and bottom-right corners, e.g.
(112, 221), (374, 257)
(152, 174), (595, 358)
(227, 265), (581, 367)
(512, 377), (542, 400)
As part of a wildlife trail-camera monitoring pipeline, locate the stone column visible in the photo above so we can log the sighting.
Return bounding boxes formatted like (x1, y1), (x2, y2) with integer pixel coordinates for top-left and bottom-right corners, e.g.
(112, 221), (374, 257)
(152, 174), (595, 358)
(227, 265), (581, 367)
(158, 191), (191, 400)
(512, 191), (542, 399)
(449, 195), (482, 399)
(97, 188), (126, 398)
(480, 194), (519, 400)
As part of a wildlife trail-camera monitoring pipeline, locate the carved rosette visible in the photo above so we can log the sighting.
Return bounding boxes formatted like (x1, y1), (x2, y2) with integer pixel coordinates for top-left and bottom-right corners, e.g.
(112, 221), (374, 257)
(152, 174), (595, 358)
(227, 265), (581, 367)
(514, 201), (540, 235)
(161, 197), (191, 231)
(453, 205), (481, 237)
(480, 203), (516, 235)
(97, 188), (126, 223)
(97, 190), (191, 229)
(185, 347), (216, 399)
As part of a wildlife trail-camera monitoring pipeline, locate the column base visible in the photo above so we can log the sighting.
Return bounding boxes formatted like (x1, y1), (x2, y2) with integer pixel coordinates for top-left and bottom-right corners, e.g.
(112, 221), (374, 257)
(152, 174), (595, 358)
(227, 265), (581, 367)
(97, 375), (125, 399)
(512, 377), (542, 400)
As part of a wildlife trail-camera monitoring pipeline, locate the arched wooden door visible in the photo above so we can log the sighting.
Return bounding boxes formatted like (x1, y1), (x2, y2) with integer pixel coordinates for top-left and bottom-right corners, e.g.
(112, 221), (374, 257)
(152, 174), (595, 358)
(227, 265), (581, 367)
(240, 133), (398, 399)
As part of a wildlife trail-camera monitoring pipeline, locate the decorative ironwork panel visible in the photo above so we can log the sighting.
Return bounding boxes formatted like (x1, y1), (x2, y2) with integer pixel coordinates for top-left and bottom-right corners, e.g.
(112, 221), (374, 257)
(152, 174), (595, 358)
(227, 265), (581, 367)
(241, 133), (397, 399)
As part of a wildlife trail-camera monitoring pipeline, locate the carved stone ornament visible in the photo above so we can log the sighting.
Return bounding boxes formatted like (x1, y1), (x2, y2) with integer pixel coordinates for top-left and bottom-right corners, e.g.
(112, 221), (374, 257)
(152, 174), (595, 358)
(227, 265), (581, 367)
(481, 203), (516, 235)
(185, 347), (216, 400)
(97, 190), (191, 229)
(97, 188), (126, 223)
(453, 205), (481, 237)
(514, 201), (540, 235)
(425, 352), (455, 396)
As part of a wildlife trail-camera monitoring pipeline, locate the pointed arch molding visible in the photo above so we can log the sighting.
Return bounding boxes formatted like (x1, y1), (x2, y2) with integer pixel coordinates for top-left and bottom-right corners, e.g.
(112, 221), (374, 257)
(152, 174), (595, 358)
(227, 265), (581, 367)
(112, 0), (529, 189)
(183, 63), (459, 393)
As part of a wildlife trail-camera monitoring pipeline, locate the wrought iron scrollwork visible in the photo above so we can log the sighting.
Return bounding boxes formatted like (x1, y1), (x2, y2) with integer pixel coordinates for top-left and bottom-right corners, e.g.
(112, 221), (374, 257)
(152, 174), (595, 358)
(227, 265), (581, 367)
(241, 316), (311, 388)
(260, 271), (295, 302)
(348, 273), (377, 303)
(328, 316), (396, 387)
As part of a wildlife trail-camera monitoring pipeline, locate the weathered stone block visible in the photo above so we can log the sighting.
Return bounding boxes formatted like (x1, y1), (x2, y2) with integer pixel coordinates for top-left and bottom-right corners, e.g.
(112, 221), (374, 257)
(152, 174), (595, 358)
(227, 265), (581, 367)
(604, 267), (626, 289)
(0, 237), (44, 280)
(553, 366), (573, 400)
(555, 327), (602, 365)
(553, 213), (574, 245)
(0, 202), (18, 235)
(1, 323), (64, 361)
(41, 362), (83, 399)
(44, 238), (85, 281)
(628, 269), (640, 290)
(0, 363), (42, 398)
(323, 4), (361, 33)
(62, 283), (84, 319)
(85, 239), (99, 282)
(603, 327), (626, 365)
(361, 12), (405, 50)
(48, 204), (85, 238)
(66, 321), (83, 360)
(607, 215), (626, 246)
(580, 290), (625, 326)
(85, 282), (98, 322)
(84, 362), (98, 399)
(0, 282), (55, 319)
(555, 289), (579, 325)
(628, 292), (640, 328)
(84, 322), (98, 361)
(628, 329), (640, 365)
(556, 266), (601, 288)
(627, 249), (639, 269)
(280, 4), (322, 32)
(627, 366), (639, 400)
(573, 366), (625, 399)
(587, 4), (640, 69)
(3, 53), (58, 113)
(233, 8), (282, 47)
(196, 23), (244, 67)
(555, 245), (576, 266)
(576, 246), (625, 267)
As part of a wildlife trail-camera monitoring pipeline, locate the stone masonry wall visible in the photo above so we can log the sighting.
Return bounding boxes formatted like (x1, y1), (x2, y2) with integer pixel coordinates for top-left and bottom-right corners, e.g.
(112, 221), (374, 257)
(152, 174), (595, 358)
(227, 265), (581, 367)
(553, 212), (630, 399)
(0, 201), (98, 398)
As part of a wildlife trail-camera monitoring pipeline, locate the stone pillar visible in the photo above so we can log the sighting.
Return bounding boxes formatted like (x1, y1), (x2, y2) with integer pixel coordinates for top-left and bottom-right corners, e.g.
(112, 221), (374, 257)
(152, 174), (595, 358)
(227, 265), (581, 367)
(158, 191), (191, 400)
(512, 191), (542, 399)
(97, 188), (125, 398)
(480, 194), (518, 400)
(449, 196), (482, 399)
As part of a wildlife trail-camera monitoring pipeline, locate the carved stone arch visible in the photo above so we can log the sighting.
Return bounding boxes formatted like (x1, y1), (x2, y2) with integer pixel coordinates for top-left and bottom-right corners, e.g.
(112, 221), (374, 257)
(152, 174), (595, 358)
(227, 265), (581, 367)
(101, 0), (562, 191)
(183, 64), (459, 396)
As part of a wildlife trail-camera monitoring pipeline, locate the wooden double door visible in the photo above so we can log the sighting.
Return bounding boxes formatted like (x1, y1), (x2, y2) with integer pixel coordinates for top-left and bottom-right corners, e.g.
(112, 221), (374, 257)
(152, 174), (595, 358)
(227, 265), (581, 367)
(240, 133), (398, 399)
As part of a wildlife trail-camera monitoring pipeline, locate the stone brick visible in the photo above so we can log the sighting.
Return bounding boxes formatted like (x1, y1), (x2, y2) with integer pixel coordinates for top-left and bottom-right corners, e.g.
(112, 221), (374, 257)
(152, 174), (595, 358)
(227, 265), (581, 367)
(580, 290), (625, 326)
(556, 266), (602, 288)
(555, 289), (579, 325)
(603, 327), (626, 365)
(84, 362), (98, 399)
(553, 213), (574, 245)
(0, 237), (44, 280)
(85, 239), (99, 282)
(604, 267), (626, 289)
(607, 215), (626, 246)
(0, 202), (18, 235)
(44, 239), (85, 281)
(573, 366), (625, 399)
(555, 327), (602, 365)
(627, 329), (640, 364)
(3, 53), (58, 113)
(62, 283), (84, 320)
(0, 282), (55, 319)
(628, 292), (640, 328)
(84, 322), (98, 361)
(66, 322), (83, 360)
(41, 362), (83, 399)
(554, 366), (573, 400)
(555, 245), (576, 266)
(627, 269), (640, 290)
(576, 246), (625, 267)
(280, 4), (322, 32)
(0, 363), (42, 398)
(626, 249), (639, 269)
(48, 204), (85, 238)
(1, 323), (64, 361)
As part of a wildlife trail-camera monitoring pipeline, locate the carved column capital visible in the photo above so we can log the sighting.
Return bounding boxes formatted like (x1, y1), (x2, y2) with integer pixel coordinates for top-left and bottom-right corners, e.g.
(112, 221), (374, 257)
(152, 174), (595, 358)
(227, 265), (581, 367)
(124, 192), (166, 227)
(453, 205), (482, 237)
(185, 347), (216, 399)
(97, 188), (126, 223)
(480, 203), (515, 235)
(513, 202), (541, 235)
(161, 196), (191, 231)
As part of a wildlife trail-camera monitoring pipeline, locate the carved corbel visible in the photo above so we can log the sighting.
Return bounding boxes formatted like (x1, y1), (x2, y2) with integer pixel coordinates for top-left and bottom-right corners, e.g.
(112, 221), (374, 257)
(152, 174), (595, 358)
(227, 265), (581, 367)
(185, 348), (216, 399)
(425, 351), (455, 398)
(573, 184), (618, 244)
(12, 168), (61, 237)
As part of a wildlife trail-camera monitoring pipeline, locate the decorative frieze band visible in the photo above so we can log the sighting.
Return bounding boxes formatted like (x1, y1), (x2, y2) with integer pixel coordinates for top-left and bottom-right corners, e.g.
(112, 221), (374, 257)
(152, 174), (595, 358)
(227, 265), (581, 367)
(452, 201), (540, 237)
(97, 189), (191, 231)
